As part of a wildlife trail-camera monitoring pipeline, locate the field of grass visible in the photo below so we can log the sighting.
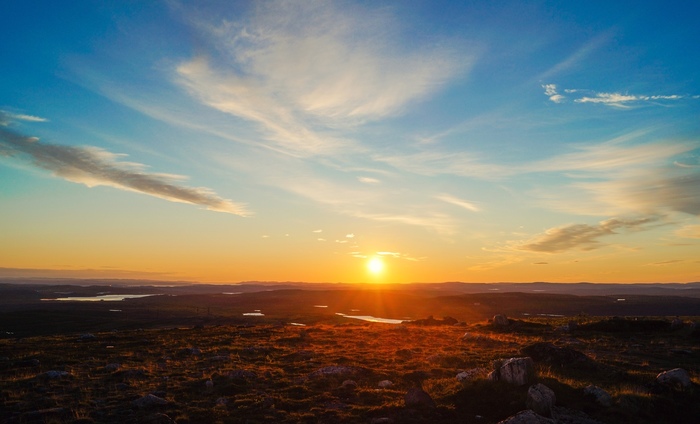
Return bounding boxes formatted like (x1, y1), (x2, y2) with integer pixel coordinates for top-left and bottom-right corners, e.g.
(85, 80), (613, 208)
(2, 313), (699, 423)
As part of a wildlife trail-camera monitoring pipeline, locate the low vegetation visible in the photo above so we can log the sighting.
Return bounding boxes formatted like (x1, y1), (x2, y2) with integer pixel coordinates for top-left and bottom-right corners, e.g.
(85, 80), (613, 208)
(1, 313), (699, 423)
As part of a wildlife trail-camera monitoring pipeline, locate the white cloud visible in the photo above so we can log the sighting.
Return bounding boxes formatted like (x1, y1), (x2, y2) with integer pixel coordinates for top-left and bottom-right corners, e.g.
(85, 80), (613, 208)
(346, 233), (355, 238)
(0, 127), (249, 216)
(0, 110), (49, 126)
(175, 0), (470, 156)
(435, 193), (480, 212)
(542, 84), (565, 103)
(358, 176), (380, 184)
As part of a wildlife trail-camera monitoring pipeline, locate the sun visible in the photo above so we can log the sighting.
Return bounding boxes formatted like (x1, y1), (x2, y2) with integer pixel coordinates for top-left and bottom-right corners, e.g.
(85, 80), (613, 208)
(367, 257), (384, 275)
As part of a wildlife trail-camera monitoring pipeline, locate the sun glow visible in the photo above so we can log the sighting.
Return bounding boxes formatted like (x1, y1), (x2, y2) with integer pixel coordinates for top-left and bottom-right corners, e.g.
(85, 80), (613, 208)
(367, 257), (384, 275)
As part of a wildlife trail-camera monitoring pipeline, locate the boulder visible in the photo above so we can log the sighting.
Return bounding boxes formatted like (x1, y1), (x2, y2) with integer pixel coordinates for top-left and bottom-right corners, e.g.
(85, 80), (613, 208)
(133, 394), (168, 408)
(341, 379), (358, 389)
(105, 363), (121, 372)
(456, 368), (485, 382)
(489, 357), (535, 386)
(493, 315), (510, 326)
(42, 370), (71, 379)
(378, 380), (394, 389)
(656, 368), (692, 390)
(583, 385), (612, 407)
(309, 366), (358, 379)
(404, 387), (436, 409)
(521, 342), (591, 367)
(497, 410), (554, 424)
(526, 384), (556, 417)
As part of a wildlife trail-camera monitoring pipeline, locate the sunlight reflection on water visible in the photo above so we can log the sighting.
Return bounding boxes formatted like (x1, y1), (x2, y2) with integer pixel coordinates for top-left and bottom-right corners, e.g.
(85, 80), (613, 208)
(42, 294), (159, 302)
(335, 313), (406, 324)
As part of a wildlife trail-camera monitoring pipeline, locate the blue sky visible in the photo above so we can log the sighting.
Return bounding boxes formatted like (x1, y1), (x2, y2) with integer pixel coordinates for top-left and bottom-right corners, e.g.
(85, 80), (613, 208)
(1, 0), (699, 283)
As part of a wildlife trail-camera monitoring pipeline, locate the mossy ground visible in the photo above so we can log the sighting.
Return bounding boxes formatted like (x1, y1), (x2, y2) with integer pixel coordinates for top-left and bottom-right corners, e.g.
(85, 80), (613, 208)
(1, 317), (699, 423)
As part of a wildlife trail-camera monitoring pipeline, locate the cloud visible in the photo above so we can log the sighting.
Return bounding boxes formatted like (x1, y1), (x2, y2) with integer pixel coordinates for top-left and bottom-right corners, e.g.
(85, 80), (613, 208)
(676, 225), (700, 239)
(517, 216), (659, 253)
(542, 84), (564, 103)
(174, 1), (469, 156)
(539, 31), (612, 79)
(542, 86), (694, 108)
(346, 233), (355, 238)
(0, 127), (249, 216)
(647, 260), (683, 266)
(0, 110), (49, 126)
(358, 176), (380, 184)
(312, 229), (323, 233)
(435, 193), (480, 212)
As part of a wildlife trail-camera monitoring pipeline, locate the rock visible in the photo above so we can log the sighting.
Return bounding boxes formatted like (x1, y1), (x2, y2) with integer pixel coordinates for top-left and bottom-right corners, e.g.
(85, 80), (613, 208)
(184, 347), (201, 356)
(526, 384), (556, 417)
(497, 410), (554, 424)
(145, 413), (175, 423)
(341, 379), (358, 389)
(228, 369), (257, 380)
(378, 380), (394, 388)
(133, 394), (168, 408)
(521, 342), (591, 367)
(105, 363), (121, 372)
(205, 379), (214, 390)
(671, 318), (684, 329)
(493, 315), (510, 326)
(656, 368), (692, 390)
(43, 370), (71, 379)
(404, 387), (436, 409)
(309, 366), (358, 378)
(583, 385), (612, 407)
(216, 397), (229, 406)
(79, 333), (97, 341)
(489, 357), (535, 386)
(456, 368), (485, 382)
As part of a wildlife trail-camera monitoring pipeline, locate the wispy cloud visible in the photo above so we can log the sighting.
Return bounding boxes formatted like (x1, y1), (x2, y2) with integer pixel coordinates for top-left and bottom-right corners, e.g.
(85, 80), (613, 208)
(542, 84), (694, 108)
(539, 31), (612, 79)
(0, 127), (249, 216)
(676, 225), (700, 239)
(0, 110), (49, 126)
(517, 217), (659, 253)
(435, 193), (480, 212)
(175, 0), (469, 156)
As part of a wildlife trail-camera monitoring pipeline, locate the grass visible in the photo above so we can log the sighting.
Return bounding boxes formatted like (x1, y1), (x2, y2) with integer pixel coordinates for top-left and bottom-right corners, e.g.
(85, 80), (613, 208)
(1, 316), (699, 423)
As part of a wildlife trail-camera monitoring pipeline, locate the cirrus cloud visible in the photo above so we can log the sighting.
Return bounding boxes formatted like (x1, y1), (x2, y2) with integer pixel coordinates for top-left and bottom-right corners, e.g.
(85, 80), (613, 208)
(0, 127), (249, 216)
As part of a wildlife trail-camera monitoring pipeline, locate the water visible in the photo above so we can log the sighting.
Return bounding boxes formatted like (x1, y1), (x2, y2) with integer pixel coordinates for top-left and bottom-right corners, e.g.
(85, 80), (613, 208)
(335, 312), (406, 324)
(42, 294), (159, 302)
(243, 312), (265, 316)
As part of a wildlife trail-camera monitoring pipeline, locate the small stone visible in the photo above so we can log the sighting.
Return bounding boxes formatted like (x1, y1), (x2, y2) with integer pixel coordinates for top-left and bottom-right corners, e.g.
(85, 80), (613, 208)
(43, 370), (70, 379)
(133, 394), (168, 408)
(526, 383), (556, 417)
(490, 357), (535, 386)
(105, 363), (121, 372)
(583, 385), (612, 407)
(656, 368), (692, 390)
(497, 410), (554, 424)
(404, 387), (436, 409)
(378, 380), (394, 389)
(493, 315), (510, 326)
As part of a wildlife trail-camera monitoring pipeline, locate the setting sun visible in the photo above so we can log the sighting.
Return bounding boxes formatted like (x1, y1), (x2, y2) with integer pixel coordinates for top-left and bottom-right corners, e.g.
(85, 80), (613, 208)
(367, 257), (384, 275)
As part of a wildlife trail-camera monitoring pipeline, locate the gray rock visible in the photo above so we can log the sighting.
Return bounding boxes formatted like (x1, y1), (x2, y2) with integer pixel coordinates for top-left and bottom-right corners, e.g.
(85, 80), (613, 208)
(493, 315), (510, 326)
(341, 379), (358, 389)
(133, 394), (168, 408)
(378, 380), (394, 388)
(456, 368), (485, 382)
(79, 333), (97, 341)
(43, 370), (70, 379)
(228, 369), (257, 380)
(309, 365), (358, 378)
(656, 368), (692, 390)
(526, 383), (556, 417)
(489, 357), (535, 386)
(497, 410), (554, 424)
(105, 363), (121, 372)
(583, 385), (612, 407)
(404, 387), (436, 409)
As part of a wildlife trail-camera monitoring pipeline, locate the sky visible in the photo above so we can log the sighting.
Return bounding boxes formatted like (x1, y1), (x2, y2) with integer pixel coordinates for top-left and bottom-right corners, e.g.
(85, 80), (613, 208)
(1, 0), (699, 284)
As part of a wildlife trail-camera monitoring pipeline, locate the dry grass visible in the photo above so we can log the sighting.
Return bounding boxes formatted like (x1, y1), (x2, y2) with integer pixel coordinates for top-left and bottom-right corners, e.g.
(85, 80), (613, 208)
(1, 317), (699, 423)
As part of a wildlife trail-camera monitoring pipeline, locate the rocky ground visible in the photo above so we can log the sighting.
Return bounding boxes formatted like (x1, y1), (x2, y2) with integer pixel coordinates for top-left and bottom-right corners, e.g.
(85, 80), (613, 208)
(1, 316), (699, 423)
